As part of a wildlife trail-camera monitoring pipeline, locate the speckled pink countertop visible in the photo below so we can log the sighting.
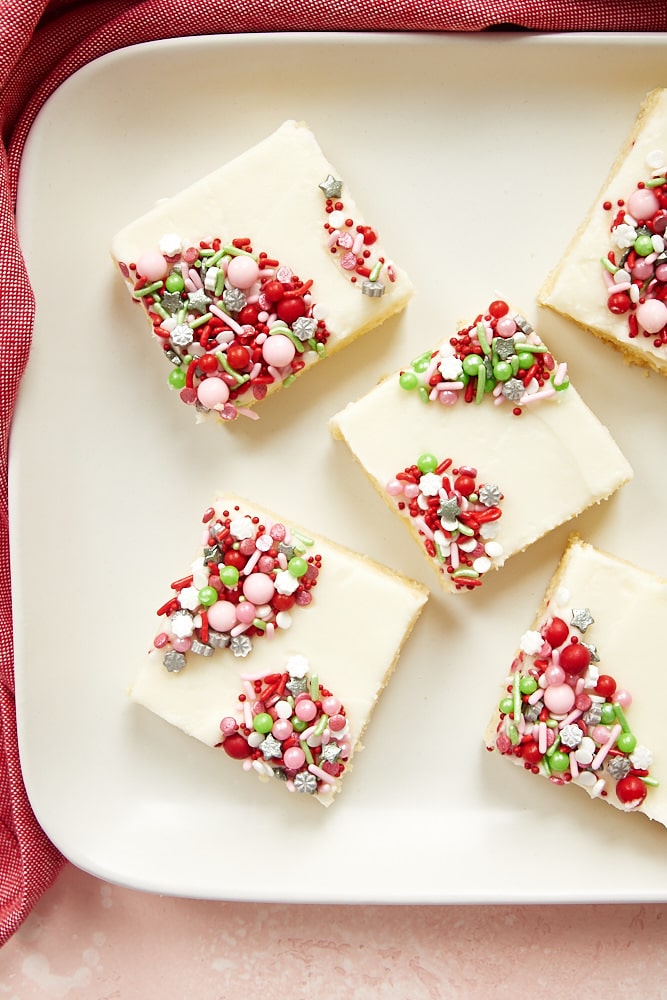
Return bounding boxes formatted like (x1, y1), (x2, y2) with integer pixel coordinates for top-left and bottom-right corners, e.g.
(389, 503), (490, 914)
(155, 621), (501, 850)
(2, 866), (667, 997)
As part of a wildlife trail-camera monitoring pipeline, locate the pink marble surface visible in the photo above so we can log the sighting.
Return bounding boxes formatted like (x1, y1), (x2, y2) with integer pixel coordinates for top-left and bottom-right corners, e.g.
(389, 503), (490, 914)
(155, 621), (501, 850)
(2, 865), (667, 997)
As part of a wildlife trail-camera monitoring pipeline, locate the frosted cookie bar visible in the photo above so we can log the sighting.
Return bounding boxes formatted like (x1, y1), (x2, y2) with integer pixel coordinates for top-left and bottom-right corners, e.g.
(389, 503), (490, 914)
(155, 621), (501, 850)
(485, 538), (665, 828)
(111, 120), (413, 422)
(330, 300), (632, 592)
(540, 89), (667, 376)
(131, 495), (428, 805)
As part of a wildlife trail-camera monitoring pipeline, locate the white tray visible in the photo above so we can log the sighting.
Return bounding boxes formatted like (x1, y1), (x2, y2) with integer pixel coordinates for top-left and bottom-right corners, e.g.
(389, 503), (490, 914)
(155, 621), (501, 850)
(12, 32), (667, 903)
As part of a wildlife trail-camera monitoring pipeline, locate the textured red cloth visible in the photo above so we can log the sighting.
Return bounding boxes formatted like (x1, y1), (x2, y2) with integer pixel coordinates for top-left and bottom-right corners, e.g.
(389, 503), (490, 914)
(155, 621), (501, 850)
(2, 0), (667, 949)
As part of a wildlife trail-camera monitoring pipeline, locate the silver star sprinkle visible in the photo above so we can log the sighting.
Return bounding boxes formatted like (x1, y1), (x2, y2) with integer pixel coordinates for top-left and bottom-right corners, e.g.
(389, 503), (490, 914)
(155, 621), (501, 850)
(259, 734), (283, 761)
(494, 337), (515, 360)
(230, 635), (252, 658)
(502, 377), (524, 402)
(287, 676), (308, 696)
(580, 640), (600, 663)
(478, 483), (502, 507)
(223, 287), (246, 312)
(163, 650), (186, 673)
(319, 174), (343, 199)
(571, 608), (594, 633)
(292, 316), (317, 341)
(278, 541), (296, 560)
(606, 756), (631, 781)
(438, 497), (462, 521)
(294, 771), (318, 794)
(583, 704), (602, 726)
(188, 288), (211, 314)
(319, 742), (342, 764)
(161, 291), (182, 314)
(524, 703), (542, 724)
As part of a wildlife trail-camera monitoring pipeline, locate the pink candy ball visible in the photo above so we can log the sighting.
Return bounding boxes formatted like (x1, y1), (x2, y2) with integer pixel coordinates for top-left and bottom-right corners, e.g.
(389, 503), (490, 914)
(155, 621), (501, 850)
(637, 298), (667, 334)
(242, 572), (275, 605)
(283, 746), (306, 770)
(272, 719), (293, 741)
(627, 187), (660, 220)
(544, 664), (566, 686)
(438, 390), (458, 406)
(294, 698), (317, 722)
(262, 333), (296, 368)
(656, 263), (667, 282)
(235, 601), (257, 625)
(386, 479), (404, 496)
(322, 696), (342, 716)
(543, 683), (575, 715)
(206, 600), (238, 632)
(172, 636), (192, 653)
(495, 316), (517, 338)
(136, 250), (168, 281)
(613, 688), (633, 709)
(328, 713), (347, 732)
(197, 378), (230, 409)
(632, 258), (654, 281)
(226, 255), (260, 289)
(219, 717), (237, 736)
(591, 725), (611, 745)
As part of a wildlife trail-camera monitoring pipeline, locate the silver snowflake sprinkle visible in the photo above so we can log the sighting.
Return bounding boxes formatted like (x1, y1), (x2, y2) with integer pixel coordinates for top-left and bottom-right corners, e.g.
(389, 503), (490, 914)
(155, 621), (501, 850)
(560, 724), (584, 749)
(163, 650), (186, 673)
(478, 483), (502, 507)
(494, 337), (515, 360)
(259, 734), (283, 761)
(188, 288), (211, 314)
(581, 640), (600, 663)
(319, 174), (343, 199)
(583, 704), (602, 726)
(502, 377), (524, 402)
(171, 323), (193, 347)
(362, 280), (385, 298)
(287, 676), (308, 696)
(320, 742), (342, 763)
(294, 771), (318, 794)
(161, 291), (182, 314)
(438, 497), (462, 521)
(223, 287), (247, 312)
(513, 313), (534, 335)
(606, 756), (631, 781)
(292, 316), (317, 341)
(230, 635), (252, 658)
(571, 608), (594, 633)
(208, 630), (230, 649)
(190, 639), (213, 657)
(524, 703), (542, 724)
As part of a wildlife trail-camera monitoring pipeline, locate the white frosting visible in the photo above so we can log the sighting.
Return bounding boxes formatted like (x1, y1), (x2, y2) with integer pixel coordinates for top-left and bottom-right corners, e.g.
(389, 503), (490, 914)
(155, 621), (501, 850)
(540, 89), (667, 371)
(111, 120), (414, 411)
(488, 539), (667, 828)
(329, 329), (632, 590)
(130, 496), (428, 806)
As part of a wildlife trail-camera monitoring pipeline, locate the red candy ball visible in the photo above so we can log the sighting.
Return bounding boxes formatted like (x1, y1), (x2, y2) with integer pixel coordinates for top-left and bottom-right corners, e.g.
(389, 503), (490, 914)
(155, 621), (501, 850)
(222, 734), (252, 760)
(544, 616), (569, 648)
(239, 304), (260, 326)
(224, 550), (247, 570)
(361, 226), (377, 245)
(595, 674), (617, 699)
(272, 594), (295, 612)
(608, 291), (631, 314)
(227, 345), (251, 370)
(522, 741), (544, 765)
(489, 299), (509, 318)
(263, 280), (285, 303)
(454, 474), (476, 497)
(276, 296), (307, 325)
(615, 774), (647, 806)
(559, 642), (591, 676)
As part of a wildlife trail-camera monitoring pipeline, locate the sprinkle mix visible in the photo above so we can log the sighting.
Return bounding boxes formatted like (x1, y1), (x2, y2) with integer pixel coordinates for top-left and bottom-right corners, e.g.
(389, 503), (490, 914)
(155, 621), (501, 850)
(218, 655), (350, 798)
(387, 453), (504, 590)
(601, 150), (667, 347)
(490, 604), (657, 810)
(119, 234), (331, 421)
(319, 172), (395, 297)
(153, 506), (322, 673)
(398, 299), (569, 414)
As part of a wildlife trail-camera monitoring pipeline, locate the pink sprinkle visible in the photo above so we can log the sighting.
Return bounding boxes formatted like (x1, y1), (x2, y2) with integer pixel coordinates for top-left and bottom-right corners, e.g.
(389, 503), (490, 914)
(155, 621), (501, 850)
(327, 230), (340, 248)
(189, 267), (203, 289)
(450, 542), (459, 570)
(559, 709), (582, 727)
(569, 752), (579, 778)
(538, 721), (547, 755)
(209, 303), (245, 336)
(352, 233), (364, 255)
(308, 763), (336, 785)
(528, 687), (544, 705)
(414, 516), (434, 540)
(242, 549), (262, 575)
(609, 281), (631, 295)
(553, 363), (568, 387)
(592, 723), (622, 770)
(520, 386), (556, 405)
(235, 407), (260, 421)
(231, 622), (250, 637)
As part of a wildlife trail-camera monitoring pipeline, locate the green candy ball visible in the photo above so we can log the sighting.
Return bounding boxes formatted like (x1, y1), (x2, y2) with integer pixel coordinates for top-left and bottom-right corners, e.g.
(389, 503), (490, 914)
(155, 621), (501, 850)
(198, 586), (218, 607)
(462, 353), (483, 376)
(291, 718), (308, 733)
(516, 351), (533, 370)
(417, 453), (438, 474)
(253, 713), (274, 734)
(219, 565), (240, 588)
(493, 360), (513, 382)
(499, 696), (514, 715)
(549, 751), (570, 772)
(634, 232), (654, 257)
(168, 368), (186, 389)
(288, 556), (308, 578)
(399, 371), (418, 391)
(600, 703), (616, 726)
(519, 676), (538, 695)
(616, 731), (637, 754)
(165, 272), (185, 292)
(412, 357), (430, 374)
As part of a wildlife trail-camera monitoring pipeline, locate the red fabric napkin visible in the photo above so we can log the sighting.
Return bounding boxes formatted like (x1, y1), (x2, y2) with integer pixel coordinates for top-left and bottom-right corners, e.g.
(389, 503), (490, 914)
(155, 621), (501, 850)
(2, 0), (667, 949)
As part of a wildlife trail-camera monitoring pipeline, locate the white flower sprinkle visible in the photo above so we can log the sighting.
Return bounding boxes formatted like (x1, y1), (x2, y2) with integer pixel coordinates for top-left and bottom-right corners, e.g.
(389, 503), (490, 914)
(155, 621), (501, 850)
(520, 630), (543, 655)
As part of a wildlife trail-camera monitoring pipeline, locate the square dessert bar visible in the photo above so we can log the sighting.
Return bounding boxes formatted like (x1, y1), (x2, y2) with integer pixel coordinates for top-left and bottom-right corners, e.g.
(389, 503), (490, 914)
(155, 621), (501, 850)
(330, 300), (632, 592)
(540, 89), (667, 376)
(111, 120), (413, 423)
(131, 495), (428, 806)
(485, 537), (666, 829)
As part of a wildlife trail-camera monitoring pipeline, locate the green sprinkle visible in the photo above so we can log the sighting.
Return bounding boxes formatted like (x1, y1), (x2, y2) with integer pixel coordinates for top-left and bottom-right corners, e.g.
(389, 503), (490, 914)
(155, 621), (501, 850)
(418, 386), (430, 404)
(475, 365), (486, 403)
(299, 740), (314, 765)
(252, 618), (266, 632)
(222, 244), (256, 259)
(646, 176), (666, 188)
(199, 248), (216, 257)
(369, 260), (383, 282)
(514, 342), (547, 354)
(614, 704), (630, 732)
(476, 321), (491, 356)
(291, 528), (314, 548)
(190, 312), (213, 329)
(456, 521), (475, 537)
(314, 713), (329, 737)
(642, 776), (660, 787)
(133, 280), (163, 298)
(309, 674), (320, 700)
(214, 269), (225, 297)
(507, 722), (520, 746)
(216, 351), (248, 385)
(451, 568), (479, 580)
(151, 303), (170, 321)
(512, 671), (521, 722)
(269, 324), (305, 353)
(315, 342), (326, 358)
(177, 306), (188, 323)
(545, 718), (559, 729)
(546, 735), (562, 757)
(282, 374), (296, 386)
(601, 256), (618, 274)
